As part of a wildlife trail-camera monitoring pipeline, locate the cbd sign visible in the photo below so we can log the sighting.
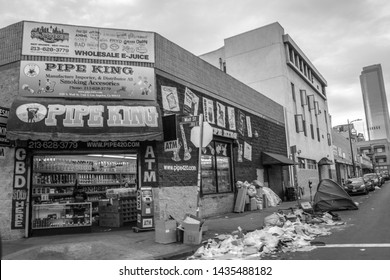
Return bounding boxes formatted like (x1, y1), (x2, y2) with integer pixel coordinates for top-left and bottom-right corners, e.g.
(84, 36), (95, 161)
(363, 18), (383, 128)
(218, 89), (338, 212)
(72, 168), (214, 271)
(11, 148), (28, 229)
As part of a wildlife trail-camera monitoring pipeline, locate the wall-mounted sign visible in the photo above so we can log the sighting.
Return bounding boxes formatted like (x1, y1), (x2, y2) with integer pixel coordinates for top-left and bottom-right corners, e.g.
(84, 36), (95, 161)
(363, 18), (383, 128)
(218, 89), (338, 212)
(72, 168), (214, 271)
(0, 106), (10, 146)
(7, 97), (163, 142)
(22, 22), (155, 63)
(20, 61), (155, 100)
(161, 86), (180, 113)
(11, 148), (28, 229)
(0, 147), (6, 158)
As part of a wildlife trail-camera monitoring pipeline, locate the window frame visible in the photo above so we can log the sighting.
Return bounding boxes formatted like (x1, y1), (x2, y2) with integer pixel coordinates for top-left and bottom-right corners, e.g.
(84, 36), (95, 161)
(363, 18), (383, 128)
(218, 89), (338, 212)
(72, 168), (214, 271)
(200, 139), (234, 195)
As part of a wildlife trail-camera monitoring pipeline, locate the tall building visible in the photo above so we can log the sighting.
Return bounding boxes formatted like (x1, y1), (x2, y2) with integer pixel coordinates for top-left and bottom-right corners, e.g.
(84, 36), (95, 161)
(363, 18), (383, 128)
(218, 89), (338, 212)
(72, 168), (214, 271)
(357, 64), (390, 175)
(200, 22), (334, 197)
(360, 64), (390, 141)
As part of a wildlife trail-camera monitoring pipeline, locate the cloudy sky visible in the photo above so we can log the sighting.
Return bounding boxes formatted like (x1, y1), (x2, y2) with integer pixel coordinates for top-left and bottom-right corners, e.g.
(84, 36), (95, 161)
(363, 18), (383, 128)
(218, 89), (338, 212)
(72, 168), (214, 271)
(1, 0), (390, 136)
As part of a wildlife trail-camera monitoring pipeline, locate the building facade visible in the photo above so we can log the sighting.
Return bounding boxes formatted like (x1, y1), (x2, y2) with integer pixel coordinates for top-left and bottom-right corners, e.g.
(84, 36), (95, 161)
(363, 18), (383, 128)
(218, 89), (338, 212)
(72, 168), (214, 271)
(200, 22), (334, 197)
(0, 21), (291, 240)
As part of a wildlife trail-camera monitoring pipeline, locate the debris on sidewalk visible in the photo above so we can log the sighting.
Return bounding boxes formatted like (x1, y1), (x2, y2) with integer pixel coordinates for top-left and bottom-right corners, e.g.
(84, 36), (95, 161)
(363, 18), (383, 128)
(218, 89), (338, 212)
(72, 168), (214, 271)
(188, 208), (345, 260)
(234, 181), (282, 213)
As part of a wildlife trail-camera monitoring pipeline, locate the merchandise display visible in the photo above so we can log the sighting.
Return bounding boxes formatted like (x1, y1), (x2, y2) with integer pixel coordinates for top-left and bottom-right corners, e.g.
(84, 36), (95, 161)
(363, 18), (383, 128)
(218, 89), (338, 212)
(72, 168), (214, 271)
(30, 154), (138, 234)
(32, 202), (92, 229)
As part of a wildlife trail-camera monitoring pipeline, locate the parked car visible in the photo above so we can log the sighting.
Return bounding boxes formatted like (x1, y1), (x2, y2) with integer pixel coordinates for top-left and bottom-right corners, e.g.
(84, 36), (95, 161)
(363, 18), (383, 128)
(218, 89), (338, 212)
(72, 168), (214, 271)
(344, 177), (369, 195)
(364, 173), (382, 187)
(382, 173), (390, 181)
(378, 173), (385, 185)
(363, 176), (375, 191)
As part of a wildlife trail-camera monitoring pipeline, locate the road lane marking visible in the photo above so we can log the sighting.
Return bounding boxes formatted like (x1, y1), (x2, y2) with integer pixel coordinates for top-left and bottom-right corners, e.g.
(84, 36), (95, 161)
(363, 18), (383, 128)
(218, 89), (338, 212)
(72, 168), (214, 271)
(317, 244), (390, 248)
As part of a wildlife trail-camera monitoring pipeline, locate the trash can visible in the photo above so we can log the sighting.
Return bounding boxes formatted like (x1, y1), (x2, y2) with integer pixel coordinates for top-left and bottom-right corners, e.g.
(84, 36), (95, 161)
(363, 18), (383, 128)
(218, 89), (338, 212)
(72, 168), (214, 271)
(286, 187), (296, 201)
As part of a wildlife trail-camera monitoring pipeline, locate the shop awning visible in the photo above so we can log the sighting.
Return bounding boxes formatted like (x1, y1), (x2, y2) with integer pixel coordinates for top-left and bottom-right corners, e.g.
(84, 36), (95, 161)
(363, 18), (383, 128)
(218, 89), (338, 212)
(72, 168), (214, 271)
(318, 157), (333, 166)
(261, 152), (298, 166)
(6, 96), (163, 142)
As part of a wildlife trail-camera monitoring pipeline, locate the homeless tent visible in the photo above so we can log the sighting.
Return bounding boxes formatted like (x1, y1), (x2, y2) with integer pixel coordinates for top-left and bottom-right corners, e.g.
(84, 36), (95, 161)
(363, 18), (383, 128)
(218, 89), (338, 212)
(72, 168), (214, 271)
(313, 179), (358, 211)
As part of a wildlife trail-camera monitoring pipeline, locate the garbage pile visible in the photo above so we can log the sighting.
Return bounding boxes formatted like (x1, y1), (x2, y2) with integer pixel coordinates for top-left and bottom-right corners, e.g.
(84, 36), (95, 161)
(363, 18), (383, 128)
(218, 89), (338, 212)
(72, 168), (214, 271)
(234, 180), (282, 213)
(188, 208), (345, 260)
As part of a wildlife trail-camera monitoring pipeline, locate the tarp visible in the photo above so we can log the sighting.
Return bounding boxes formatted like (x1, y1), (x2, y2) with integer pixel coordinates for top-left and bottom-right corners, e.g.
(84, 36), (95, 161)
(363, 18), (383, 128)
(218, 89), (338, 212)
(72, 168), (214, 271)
(313, 179), (358, 211)
(6, 96), (163, 142)
(262, 152), (297, 166)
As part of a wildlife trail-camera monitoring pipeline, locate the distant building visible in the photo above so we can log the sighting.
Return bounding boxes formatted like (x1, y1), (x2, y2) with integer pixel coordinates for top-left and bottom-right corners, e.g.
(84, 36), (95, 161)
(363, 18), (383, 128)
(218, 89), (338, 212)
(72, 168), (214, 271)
(360, 64), (390, 141)
(358, 64), (390, 174)
(200, 22), (334, 196)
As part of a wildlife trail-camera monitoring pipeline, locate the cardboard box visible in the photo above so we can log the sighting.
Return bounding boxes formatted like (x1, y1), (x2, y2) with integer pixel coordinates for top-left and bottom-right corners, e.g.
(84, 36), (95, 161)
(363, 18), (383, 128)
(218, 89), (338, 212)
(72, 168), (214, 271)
(155, 220), (177, 244)
(99, 212), (123, 227)
(250, 197), (258, 211)
(183, 225), (204, 245)
(99, 199), (120, 213)
(181, 214), (205, 245)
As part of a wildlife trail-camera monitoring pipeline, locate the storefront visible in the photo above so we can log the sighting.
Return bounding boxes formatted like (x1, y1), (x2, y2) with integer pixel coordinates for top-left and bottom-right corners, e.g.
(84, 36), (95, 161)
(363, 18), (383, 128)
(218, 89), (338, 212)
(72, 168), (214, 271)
(6, 97), (163, 236)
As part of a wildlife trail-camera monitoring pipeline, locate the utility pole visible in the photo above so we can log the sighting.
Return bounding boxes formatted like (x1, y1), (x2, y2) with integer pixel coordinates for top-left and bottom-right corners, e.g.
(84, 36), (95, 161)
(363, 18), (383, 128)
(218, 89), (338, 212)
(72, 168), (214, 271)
(348, 119), (362, 177)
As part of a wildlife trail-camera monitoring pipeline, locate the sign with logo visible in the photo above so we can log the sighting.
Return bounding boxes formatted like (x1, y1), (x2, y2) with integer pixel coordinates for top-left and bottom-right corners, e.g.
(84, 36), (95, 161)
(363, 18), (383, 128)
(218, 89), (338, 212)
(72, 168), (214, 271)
(164, 139), (179, 152)
(7, 98), (163, 142)
(19, 61), (155, 100)
(22, 22), (155, 63)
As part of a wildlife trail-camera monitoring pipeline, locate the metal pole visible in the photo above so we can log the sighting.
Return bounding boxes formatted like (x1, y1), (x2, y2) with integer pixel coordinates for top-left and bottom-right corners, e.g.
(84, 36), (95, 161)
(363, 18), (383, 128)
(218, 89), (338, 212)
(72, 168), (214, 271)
(348, 119), (356, 177)
(196, 114), (204, 218)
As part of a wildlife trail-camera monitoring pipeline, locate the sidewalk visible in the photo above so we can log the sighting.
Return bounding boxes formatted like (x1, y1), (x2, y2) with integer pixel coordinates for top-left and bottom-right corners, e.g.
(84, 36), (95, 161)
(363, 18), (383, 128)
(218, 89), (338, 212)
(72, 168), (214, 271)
(2, 199), (302, 260)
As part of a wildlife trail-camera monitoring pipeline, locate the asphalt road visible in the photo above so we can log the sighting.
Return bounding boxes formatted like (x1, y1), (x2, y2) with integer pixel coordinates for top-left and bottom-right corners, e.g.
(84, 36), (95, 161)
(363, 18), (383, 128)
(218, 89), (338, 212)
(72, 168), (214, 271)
(279, 181), (390, 260)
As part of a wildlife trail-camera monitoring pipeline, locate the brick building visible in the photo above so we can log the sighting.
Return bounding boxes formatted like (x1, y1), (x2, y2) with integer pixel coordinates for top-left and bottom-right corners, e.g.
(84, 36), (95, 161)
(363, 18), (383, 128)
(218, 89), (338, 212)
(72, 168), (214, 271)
(0, 21), (291, 240)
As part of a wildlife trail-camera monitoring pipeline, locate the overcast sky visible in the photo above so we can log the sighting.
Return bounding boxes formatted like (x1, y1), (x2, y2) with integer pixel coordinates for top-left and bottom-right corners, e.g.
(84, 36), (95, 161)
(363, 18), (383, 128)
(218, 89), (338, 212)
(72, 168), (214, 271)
(1, 0), (390, 136)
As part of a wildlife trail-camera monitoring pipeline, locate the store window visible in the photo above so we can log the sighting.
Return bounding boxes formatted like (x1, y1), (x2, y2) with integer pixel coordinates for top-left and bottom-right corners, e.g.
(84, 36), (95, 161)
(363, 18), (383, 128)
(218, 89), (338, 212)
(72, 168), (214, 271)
(30, 153), (138, 234)
(201, 141), (233, 194)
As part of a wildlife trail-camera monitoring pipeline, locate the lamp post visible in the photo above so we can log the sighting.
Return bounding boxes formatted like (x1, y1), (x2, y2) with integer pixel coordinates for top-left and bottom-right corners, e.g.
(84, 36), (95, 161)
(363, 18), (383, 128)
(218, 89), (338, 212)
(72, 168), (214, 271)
(348, 119), (362, 177)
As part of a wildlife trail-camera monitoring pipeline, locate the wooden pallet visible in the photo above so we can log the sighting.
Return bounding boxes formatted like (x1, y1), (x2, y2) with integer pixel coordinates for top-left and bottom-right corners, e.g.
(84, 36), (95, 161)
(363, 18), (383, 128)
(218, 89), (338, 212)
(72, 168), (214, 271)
(132, 226), (155, 233)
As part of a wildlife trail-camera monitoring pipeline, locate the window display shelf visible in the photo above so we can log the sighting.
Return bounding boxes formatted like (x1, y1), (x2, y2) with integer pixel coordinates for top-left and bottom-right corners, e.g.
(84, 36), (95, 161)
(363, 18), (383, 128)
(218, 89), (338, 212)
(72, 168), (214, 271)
(35, 170), (136, 174)
(32, 202), (92, 230)
(33, 182), (134, 188)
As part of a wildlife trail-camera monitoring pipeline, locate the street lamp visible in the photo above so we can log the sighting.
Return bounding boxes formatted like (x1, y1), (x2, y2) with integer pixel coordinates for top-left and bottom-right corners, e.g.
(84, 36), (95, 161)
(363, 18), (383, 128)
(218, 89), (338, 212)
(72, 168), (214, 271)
(348, 118), (362, 177)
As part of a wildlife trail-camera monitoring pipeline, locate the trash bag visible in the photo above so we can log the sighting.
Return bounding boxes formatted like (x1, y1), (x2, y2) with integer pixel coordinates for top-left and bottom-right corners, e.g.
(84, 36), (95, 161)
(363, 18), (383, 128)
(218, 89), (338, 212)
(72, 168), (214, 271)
(264, 213), (285, 227)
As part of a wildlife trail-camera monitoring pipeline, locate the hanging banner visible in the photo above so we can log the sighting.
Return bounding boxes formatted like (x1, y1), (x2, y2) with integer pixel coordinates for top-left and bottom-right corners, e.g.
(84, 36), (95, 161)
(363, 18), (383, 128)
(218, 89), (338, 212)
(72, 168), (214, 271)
(19, 61), (155, 100)
(140, 142), (158, 188)
(22, 21), (155, 63)
(11, 148), (28, 229)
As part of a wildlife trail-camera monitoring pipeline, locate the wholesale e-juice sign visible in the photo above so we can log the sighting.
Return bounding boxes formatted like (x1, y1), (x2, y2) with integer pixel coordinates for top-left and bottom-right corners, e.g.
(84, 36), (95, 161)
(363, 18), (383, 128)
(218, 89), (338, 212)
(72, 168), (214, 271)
(11, 148), (28, 229)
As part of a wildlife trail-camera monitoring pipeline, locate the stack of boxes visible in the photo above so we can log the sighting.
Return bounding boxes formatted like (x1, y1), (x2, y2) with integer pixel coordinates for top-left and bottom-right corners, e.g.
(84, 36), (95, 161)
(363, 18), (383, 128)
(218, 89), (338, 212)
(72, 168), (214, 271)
(120, 197), (137, 223)
(98, 196), (137, 227)
(98, 200), (122, 227)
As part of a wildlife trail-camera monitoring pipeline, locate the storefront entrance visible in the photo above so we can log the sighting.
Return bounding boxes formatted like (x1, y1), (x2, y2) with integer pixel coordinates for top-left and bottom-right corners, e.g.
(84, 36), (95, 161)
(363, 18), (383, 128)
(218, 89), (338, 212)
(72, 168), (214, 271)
(30, 152), (139, 236)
